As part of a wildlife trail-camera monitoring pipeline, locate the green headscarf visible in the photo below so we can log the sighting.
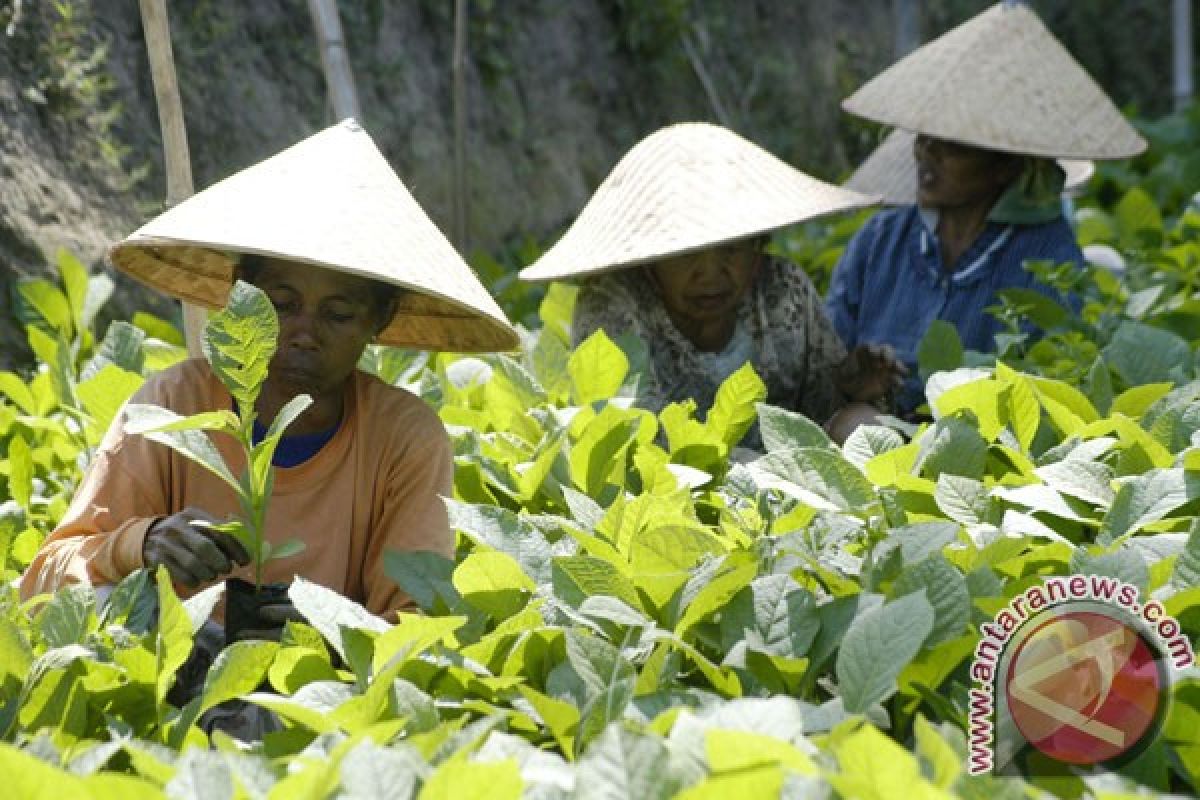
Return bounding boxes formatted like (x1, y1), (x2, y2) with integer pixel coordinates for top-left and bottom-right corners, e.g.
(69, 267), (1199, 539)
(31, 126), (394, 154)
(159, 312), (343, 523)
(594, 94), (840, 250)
(987, 157), (1066, 225)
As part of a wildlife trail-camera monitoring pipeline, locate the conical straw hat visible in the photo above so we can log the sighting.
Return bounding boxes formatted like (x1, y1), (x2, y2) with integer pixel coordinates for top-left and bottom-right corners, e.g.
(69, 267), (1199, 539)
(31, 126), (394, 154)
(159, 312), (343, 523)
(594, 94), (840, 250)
(841, 3), (1146, 160)
(519, 122), (879, 282)
(846, 128), (1094, 205)
(110, 120), (518, 352)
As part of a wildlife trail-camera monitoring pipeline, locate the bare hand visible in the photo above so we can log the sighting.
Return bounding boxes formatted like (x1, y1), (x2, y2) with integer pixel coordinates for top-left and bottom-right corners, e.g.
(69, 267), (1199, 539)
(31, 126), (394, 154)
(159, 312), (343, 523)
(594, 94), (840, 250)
(143, 508), (251, 588)
(834, 343), (909, 403)
(229, 600), (305, 642)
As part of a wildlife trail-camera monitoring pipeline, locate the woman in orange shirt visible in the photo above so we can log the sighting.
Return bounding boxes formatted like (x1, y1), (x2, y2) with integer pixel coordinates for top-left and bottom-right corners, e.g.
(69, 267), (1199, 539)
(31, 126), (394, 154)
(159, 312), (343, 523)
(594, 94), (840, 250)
(20, 121), (518, 639)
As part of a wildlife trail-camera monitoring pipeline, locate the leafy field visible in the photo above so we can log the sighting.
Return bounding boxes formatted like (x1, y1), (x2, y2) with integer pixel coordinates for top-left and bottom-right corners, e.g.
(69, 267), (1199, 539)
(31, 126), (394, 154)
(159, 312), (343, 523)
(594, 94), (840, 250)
(1, 105), (1199, 798)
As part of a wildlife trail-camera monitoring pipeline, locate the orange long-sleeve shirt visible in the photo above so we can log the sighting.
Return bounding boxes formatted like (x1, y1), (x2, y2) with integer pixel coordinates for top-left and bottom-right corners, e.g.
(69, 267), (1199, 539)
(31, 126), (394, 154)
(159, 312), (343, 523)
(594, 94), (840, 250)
(20, 358), (454, 618)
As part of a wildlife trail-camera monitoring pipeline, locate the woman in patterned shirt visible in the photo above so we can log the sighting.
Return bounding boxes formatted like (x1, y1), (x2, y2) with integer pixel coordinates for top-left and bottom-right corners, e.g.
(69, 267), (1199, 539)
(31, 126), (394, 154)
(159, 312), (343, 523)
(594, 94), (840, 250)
(520, 122), (906, 444)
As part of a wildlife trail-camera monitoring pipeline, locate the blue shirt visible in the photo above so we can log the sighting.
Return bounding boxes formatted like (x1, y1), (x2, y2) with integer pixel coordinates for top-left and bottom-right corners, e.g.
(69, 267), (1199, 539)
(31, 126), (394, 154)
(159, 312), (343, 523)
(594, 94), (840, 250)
(825, 205), (1083, 413)
(249, 416), (340, 467)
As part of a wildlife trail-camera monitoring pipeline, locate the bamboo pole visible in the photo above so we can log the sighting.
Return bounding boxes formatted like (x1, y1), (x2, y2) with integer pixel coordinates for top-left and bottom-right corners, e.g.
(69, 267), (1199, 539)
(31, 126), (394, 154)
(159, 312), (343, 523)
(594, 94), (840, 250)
(452, 0), (468, 251)
(1174, 0), (1194, 111)
(892, 0), (920, 59)
(138, 0), (204, 357)
(306, 0), (363, 121)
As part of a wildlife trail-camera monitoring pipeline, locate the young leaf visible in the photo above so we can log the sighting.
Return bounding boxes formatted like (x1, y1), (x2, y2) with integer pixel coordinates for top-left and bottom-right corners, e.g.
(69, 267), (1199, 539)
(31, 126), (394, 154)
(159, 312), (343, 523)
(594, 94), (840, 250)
(203, 280), (279, 413)
(705, 363), (767, 450)
(154, 567), (196, 708)
(454, 550), (535, 620)
(568, 329), (629, 405)
(418, 757), (523, 800)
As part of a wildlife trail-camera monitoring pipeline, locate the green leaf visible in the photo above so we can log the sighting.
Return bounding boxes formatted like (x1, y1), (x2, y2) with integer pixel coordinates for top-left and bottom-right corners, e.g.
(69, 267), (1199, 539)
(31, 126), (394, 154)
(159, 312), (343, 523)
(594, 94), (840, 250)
(569, 406), (640, 497)
(268, 646), (338, 694)
(1172, 520), (1200, 591)
(340, 740), (426, 800)
(750, 446), (877, 512)
(418, 756), (523, 800)
(574, 724), (674, 800)
(56, 249), (90, 334)
(203, 280), (279, 413)
(1069, 547), (1149, 592)
(154, 567), (195, 707)
(552, 555), (643, 612)
(6, 434), (33, 509)
(843, 424), (905, 469)
(382, 549), (463, 613)
(123, 404), (241, 491)
(18, 278), (72, 334)
(1115, 186), (1164, 245)
(446, 500), (554, 583)
(1104, 321), (1191, 387)
(198, 640), (279, 714)
(0, 617), (33, 684)
(538, 281), (578, 343)
(705, 363), (767, 449)
(719, 574), (819, 660)
(836, 591), (935, 713)
(830, 724), (941, 800)
(132, 311), (186, 347)
(373, 615), (467, 675)
(675, 552), (758, 638)
(77, 365), (143, 441)
(250, 393), (313, 496)
(0, 742), (95, 799)
(518, 685), (580, 759)
(917, 320), (963, 379)
(934, 474), (991, 525)
(569, 329), (629, 405)
(288, 577), (389, 663)
(1112, 382), (1173, 418)
(454, 550), (534, 619)
(757, 403), (833, 453)
(85, 320), (146, 379)
(994, 287), (1069, 329)
(1031, 375), (1100, 428)
(674, 766), (781, 799)
(915, 416), (987, 480)
(704, 728), (814, 774)
(0, 372), (36, 414)
(1034, 459), (1115, 507)
(891, 555), (970, 647)
(38, 584), (94, 648)
(1100, 469), (1200, 543)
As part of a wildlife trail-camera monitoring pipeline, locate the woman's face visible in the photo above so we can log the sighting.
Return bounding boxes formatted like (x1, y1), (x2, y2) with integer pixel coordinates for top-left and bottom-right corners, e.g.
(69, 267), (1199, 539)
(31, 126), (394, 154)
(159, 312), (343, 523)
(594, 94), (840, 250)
(246, 259), (392, 399)
(913, 134), (1022, 210)
(649, 239), (763, 328)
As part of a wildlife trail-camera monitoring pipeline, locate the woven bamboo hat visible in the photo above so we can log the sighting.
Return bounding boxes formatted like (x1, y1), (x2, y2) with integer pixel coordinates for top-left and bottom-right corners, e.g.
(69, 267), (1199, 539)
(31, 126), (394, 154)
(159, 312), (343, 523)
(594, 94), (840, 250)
(110, 120), (518, 352)
(841, 3), (1146, 160)
(846, 128), (1095, 205)
(518, 122), (879, 282)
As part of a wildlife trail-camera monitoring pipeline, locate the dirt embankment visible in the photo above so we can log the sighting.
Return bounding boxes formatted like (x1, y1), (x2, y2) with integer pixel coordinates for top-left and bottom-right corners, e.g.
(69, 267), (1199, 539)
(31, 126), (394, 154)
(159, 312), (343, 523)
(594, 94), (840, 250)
(0, 1), (1174, 367)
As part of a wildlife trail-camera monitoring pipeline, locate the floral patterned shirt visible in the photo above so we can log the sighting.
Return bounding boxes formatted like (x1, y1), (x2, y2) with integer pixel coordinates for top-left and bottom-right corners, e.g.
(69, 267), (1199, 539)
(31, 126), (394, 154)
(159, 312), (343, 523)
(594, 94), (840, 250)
(572, 257), (848, 424)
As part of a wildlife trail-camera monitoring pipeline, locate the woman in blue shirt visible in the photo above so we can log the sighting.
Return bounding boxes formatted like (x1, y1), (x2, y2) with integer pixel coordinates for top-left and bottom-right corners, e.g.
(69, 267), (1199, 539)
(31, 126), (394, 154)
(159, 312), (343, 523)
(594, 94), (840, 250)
(827, 137), (1085, 415)
(826, 2), (1145, 417)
